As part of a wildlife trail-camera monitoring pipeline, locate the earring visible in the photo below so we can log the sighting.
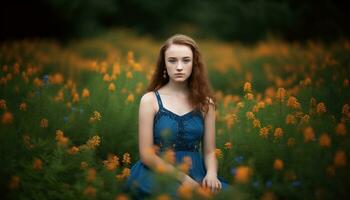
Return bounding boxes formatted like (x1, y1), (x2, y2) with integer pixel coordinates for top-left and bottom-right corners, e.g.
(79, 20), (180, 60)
(163, 70), (167, 79)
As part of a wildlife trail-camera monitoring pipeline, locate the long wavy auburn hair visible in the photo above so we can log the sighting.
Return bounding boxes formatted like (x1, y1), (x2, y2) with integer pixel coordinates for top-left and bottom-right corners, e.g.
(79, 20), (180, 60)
(146, 34), (217, 115)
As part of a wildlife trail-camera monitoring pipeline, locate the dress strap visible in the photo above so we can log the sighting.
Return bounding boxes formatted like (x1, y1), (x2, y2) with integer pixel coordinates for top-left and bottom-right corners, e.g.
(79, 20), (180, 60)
(154, 90), (163, 109)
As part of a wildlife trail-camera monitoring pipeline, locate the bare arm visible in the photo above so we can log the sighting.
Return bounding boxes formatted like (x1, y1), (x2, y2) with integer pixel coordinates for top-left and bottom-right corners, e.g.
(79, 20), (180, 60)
(202, 98), (218, 177)
(201, 98), (222, 191)
(138, 92), (188, 182)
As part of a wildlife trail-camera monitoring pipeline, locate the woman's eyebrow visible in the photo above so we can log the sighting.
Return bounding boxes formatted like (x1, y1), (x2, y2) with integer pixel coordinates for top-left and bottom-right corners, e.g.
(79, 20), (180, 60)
(168, 56), (192, 59)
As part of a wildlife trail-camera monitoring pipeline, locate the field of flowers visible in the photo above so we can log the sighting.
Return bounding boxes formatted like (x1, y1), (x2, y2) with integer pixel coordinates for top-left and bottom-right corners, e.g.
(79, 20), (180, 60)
(0, 29), (349, 200)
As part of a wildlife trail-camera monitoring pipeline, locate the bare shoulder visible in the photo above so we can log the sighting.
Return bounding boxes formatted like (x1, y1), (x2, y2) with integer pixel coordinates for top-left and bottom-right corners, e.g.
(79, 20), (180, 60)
(139, 91), (157, 114)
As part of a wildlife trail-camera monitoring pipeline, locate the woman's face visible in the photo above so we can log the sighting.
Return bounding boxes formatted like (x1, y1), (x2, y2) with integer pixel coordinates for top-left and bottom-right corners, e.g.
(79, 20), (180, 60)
(164, 44), (193, 82)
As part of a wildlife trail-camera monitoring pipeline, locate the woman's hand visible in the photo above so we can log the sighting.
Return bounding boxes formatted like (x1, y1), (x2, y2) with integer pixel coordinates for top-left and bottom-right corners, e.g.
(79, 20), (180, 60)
(202, 173), (222, 193)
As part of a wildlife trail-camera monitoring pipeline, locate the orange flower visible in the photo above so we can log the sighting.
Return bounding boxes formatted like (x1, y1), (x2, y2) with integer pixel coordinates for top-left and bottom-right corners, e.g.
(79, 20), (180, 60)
(287, 137), (296, 147)
(316, 102), (326, 114)
(103, 73), (111, 82)
(342, 104), (350, 115)
(300, 114), (310, 124)
(86, 135), (101, 149)
(177, 156), (192, 173)
(235, 166), (252, 183)
(163, 149), (176, 164)
(195, 186), (212, 199)
(236, 102), (244, 108)
(115, 193), (129, 200)
(334, 150), (347, 167)
(0, 99), (6, 109)
(8, 175), (20, 189)
(40, 118), (48, 128)
(50, 73), (64, 84)
(259, 127), (269, 138)
(33, 158), (42, 171)
(126, 93), (134, 103)
(303, 126), (315, 142)
(89, 111), (102, 123)
(265, 97), (273, 105)
(126, 71), (133, 79)
(103, 154), (120, 171)
(55, 130), (69, 147)
(33, 77), (42, 87)
(156, 194), (171, 200)
(273, 159), (284, 170)
(68, 146), (80, 155)
(116, 168), (131, 180)
(246, 111), (255, 120)
(224, 142), (233, 150)
(253, 119), (261, 128)
(109, 83), (116, 92)
(177, 184), (193, 199)
(86, 168), (96, 182)
(319, 133), (331, 147)
(276, 88), (286, 101)
(19, 102), (27, 111)
(285, 114), (296, 125)
(83, 185), (96, 197)
(82, 88), (90, 98)
(274, 128), (283, 139)
(122, 153), (131, 165)
(261, 191), (277, 200)
(80, 161), (89, 169)
(1, 111), (13, 124)
(243, 82), (252, 93)
(245, 93), (254, 100)
(112, 63), (121, 76)
(215, 148), (223, 158)
(335, 123), (347, 136)
(287, 96), (301, 109)
(72, 92), (79, 103)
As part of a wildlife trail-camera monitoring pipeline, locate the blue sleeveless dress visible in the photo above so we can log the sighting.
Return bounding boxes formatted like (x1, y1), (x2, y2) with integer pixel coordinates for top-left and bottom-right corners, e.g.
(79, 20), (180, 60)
(124, 90), (230, 198)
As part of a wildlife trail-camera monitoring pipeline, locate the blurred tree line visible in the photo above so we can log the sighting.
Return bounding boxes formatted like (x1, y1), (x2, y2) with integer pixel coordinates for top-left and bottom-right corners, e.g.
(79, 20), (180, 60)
(1, 0), (349, 42)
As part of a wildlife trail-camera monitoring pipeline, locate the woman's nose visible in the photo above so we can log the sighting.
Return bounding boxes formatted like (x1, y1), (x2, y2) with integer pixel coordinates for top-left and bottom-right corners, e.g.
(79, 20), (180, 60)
(176, 62), (184, 70)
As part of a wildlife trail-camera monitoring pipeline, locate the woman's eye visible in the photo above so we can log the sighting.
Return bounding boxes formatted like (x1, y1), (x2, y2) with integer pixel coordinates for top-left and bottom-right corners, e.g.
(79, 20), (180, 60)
(169, 60), (176, 63)
(183, 60), (191, 63)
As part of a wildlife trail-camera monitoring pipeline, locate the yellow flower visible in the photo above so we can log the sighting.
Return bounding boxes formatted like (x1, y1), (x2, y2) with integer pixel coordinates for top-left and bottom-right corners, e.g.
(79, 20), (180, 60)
(243, 82), (252, 93)
(316, 102), (326, 114)
(259, 127), (269, 138)
(276, 88), (286, 101)
(303, 126), (315, 142)
(235, 166), (252, 183)
(215, 148), (223, 158)
(273, 159), (284, 170)
(83, 185), (96, 197)
(122, 153), (131, 165)
(82, 88), (90, 98)
(19, 102), (27, 111)
(40, 118), (48, 128)
(274, 128), (283, 139)
(246, 111), (255, 120)
(253, 119), (261, 128)
(33, 158), (42, 171)
(108, 83), (116, 92)
(335, 123), (347, 136)
(334, 150), (347, 167)
(287, 96), (301, 109)
(1, 111), (14, 124)
(126, 93), (134, 103)
(319, 133), (331, 148)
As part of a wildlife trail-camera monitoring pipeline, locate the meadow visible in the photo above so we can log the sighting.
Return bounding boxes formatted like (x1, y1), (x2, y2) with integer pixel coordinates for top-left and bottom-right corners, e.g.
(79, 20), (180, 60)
(0, 29), (349, 200)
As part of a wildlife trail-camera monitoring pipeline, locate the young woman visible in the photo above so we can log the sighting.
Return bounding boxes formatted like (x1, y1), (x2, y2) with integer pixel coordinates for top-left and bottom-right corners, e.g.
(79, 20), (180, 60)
(124, 34), (230, 199)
